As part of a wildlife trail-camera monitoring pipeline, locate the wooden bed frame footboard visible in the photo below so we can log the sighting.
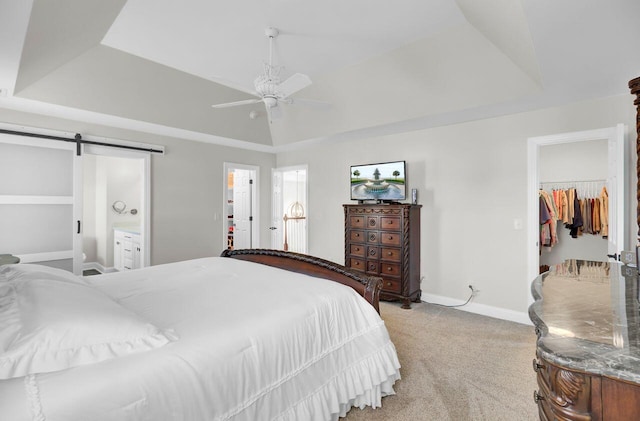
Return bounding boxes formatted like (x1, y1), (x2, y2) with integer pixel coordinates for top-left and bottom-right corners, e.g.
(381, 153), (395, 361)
(220, 249), (383, 313)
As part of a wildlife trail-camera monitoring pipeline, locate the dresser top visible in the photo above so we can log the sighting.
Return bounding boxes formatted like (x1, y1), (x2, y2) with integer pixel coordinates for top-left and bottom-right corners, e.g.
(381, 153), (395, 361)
(529, 260), (640, 383)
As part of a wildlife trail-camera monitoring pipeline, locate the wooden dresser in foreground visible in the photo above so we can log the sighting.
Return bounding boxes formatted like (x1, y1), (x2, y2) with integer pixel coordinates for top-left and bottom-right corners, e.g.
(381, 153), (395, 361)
(529, 260), (640, 420)
(344, 203), (421, 308)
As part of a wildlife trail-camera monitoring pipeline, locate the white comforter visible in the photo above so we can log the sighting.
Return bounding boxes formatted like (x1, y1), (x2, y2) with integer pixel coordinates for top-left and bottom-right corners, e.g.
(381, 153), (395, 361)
(0, 257), (400, 421)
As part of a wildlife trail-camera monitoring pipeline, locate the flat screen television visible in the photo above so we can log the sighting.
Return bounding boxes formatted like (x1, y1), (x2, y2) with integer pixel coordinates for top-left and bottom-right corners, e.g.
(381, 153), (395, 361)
(350, 160), (406, 202)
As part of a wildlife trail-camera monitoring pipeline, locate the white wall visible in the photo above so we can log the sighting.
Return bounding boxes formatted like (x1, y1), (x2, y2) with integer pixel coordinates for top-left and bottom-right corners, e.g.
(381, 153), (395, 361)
(276, 94), (637, 321)
(150, 137), (275, 263)
(0, 93), (636, 323)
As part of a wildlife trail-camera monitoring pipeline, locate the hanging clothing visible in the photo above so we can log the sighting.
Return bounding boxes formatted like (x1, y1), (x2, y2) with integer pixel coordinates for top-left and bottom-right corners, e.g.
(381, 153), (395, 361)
(540, 190), (558, 247)
(539, 183), (607, 251)
(600, 186), (609, 238)
(567, 190), (583, 238)
(582, 198), (592, 235)
(540, 194), (552, 248)
(592, 198), (601, 234)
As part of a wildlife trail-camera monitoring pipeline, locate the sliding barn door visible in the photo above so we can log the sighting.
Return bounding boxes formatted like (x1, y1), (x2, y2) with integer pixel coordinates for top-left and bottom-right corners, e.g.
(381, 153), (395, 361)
(0, 133), (82, 273)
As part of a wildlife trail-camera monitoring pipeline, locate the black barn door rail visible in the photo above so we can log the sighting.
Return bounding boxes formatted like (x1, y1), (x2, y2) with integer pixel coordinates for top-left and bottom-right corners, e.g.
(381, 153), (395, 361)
(0, 128), (164, 156)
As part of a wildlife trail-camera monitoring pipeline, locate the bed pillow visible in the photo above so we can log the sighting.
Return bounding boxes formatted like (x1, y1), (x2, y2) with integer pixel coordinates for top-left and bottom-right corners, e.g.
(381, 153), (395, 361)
(0, 268), (177, 379)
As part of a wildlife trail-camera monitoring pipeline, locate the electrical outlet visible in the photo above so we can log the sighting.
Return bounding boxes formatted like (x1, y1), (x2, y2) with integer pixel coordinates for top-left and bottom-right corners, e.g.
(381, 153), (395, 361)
(621, 250), (637, 265)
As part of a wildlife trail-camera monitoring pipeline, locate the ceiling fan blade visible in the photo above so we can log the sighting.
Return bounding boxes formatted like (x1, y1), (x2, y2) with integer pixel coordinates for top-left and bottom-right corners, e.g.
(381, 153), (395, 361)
(289, 98), (331, 109)
(212, 98), (261, 108)
(278, 73), (312, 97)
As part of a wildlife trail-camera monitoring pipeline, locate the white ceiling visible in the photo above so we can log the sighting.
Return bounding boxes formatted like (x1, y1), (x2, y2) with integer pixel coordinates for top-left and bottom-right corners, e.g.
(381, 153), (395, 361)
(0, 0), (639, 151)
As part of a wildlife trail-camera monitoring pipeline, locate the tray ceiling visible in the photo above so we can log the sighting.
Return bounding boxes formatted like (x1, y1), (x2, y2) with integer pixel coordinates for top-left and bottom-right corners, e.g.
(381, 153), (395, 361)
(1, 0), (639, 150)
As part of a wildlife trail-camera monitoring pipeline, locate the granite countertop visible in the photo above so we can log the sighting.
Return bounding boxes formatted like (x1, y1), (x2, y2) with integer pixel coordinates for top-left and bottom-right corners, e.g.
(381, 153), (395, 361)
(529, 259), (640, 384)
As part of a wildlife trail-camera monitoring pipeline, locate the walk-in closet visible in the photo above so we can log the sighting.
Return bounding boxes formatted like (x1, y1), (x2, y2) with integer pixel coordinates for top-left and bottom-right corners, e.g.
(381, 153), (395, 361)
(538, 139), (609, 268)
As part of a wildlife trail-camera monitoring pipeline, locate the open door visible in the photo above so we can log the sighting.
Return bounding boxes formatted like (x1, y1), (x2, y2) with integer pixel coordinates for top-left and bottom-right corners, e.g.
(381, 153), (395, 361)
(223, 163), (259, 250)
(606, 124), (625, 260)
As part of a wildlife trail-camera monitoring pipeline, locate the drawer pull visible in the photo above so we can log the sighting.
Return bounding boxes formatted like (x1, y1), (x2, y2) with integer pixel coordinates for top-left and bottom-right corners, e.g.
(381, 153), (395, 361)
(386, 282), (392, 287)
(533, 390), (545, 403)
(388, 236), (393, 240)
(355, 233), (360, 237)
(387, 267), (393, 271)
(354, 262), (360, 266)
(387, 251), (393, 256)
(355, 247), (360, 252)
(532, 359), (544, 372)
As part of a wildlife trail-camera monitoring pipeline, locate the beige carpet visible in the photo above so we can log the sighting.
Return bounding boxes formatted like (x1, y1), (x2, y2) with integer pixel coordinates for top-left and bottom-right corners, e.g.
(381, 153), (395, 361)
(344, 301), (539, 420)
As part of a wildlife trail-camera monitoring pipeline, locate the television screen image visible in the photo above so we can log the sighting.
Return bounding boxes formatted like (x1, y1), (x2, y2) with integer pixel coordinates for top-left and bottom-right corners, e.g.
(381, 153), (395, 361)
(350, 161), (406, 201)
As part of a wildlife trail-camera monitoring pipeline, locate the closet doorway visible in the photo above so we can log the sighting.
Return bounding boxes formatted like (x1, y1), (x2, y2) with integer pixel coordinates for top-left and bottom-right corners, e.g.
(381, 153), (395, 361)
(526, 124), (626, 302)
(223, 163), (259, 250)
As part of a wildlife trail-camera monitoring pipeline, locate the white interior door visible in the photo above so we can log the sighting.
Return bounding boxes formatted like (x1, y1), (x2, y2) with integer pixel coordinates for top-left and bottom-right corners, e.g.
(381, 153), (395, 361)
(0, 133), (81, 273)
(223, 163), (259, 250)
(606, 124), (625, 258)
(233, 169), (253, 249)
(271, 169), (284, 249)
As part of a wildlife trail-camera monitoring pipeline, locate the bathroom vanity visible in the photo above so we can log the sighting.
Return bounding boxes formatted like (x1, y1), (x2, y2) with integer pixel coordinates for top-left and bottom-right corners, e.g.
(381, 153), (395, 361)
(529, 260), (640, 420)
(113, 227), (142, 271)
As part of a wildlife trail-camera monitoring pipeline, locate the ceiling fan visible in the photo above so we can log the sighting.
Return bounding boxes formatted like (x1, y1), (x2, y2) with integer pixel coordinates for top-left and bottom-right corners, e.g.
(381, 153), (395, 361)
(211, 27), (326, 120)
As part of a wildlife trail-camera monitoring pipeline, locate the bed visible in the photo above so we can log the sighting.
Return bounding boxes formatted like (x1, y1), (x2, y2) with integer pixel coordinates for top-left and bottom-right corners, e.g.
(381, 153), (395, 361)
(0, 249), (401, 421)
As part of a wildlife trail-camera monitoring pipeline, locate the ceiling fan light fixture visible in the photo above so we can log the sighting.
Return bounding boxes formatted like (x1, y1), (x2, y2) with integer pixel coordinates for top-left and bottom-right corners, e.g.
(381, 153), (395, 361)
(211, 26), (322, 113)
(263, 96), (278, 108)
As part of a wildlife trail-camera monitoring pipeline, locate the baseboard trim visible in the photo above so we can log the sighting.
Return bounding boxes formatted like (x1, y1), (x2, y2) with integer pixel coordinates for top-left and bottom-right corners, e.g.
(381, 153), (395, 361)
(82, 261), (117, 274)
(420, 293), (532, 326)
(16, 250), (72, 263)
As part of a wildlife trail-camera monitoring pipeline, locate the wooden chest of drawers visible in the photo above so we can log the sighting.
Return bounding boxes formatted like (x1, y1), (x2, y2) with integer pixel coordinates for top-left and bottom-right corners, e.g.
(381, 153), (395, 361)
(344, 204), (421, 308)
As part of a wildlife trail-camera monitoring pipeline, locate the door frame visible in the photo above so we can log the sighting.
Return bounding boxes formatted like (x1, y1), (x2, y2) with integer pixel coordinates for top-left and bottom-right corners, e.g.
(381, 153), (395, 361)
(83, 144), (151, 271)
(526, 124), (626, 304)
(271, 165), (308, 252)
(222, 162), (259, 250)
